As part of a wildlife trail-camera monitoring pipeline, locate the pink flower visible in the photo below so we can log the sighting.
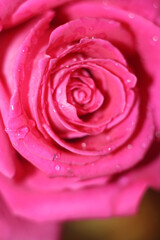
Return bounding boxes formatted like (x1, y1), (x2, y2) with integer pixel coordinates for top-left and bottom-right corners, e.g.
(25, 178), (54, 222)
(0, 0), (160, 238)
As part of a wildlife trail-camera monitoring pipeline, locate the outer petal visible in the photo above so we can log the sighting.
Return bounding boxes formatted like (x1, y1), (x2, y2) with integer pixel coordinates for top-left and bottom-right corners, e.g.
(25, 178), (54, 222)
(82, 0), (160, 26)
(0, 0), (24, 30)
(0, 170), (147, 221)
(0, 114), (16, 178)
(3, 0), (71, 28)
(0, 197), (61, 240)
(108, 0), (160, 25)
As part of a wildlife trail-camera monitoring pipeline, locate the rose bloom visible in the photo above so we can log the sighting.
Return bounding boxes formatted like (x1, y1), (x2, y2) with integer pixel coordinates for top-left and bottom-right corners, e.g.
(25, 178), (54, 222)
(0, 0), (160, 239)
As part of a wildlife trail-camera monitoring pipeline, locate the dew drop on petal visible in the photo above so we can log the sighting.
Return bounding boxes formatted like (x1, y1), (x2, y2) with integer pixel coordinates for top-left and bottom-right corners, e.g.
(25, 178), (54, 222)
(22, 47), (29, 53)
(11, 105), (14, 111)
(12, 142), (18, 147)
(16, 126), (29, 139)
(128, 13), (135, 19)
(81, 142), (86, 149)
(108, 147), (112, 151)
(52, 152), (61, 161)
(55, 164), (60, 171)
(126, 79), (131, 83)
(152, 35), (159, 42)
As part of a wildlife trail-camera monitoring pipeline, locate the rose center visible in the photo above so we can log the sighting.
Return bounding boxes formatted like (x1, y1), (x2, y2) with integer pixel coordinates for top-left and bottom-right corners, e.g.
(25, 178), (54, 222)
(72, 87), (92, 105)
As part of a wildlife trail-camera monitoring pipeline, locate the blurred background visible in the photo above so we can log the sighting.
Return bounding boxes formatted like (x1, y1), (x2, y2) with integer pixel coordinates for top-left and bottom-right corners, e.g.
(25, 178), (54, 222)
(62, 189), (160, 240)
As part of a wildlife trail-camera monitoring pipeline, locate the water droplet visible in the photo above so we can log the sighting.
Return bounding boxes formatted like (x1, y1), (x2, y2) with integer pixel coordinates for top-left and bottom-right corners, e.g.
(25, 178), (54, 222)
(12, 142), (18, 147)
(127, 79), (131, 83)
(16, 126), (29, 139)
(81, 142), (86, 149)
(55, 164), (60, 171)
(67, 44), (72, 49)
(66, 65), (70, 68)
(52, 152), (61, 161)
(152, 35), (159, 42)
(108, 147), (112, 151)
(22, 47), (29, 53)
(11, 105), (14, 111)
(127, 144), (132, 149)
(91, 36), (95, 39)
(128, 13), (135, 19)
(6, 126), (29, 140)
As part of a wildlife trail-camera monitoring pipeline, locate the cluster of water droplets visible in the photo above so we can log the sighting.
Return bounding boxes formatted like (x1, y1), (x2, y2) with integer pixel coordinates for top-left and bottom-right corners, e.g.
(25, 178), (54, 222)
(5, 126), (29, 140)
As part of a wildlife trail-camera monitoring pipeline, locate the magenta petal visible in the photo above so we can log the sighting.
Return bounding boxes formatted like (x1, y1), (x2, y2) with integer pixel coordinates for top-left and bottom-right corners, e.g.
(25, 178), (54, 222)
(0, 0), (24, 29)
(103, 0), (160, 26)
(60, 1), (160, 26)
(0, 173), (147, 221)
(0, 115), (16, 178)
(47, 17), (134, 58)
(3, 0), (71, 28)
(0, 197), (61, 240)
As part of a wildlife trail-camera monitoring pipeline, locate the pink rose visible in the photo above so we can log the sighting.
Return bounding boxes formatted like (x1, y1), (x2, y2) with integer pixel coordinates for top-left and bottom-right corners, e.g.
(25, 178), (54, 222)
(0, 0), (160, 238)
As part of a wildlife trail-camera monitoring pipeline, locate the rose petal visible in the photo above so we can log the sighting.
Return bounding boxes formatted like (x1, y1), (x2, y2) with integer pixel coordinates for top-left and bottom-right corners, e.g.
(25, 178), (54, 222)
(47, 17), (134, 58)
(0, 196), (61, 240)
(59, 0), (160, 26)
(3, 0), (71, 28)
(0, 172), (147, 221)
(0, 115), (16, 178)
(0, 0), (24, 29)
